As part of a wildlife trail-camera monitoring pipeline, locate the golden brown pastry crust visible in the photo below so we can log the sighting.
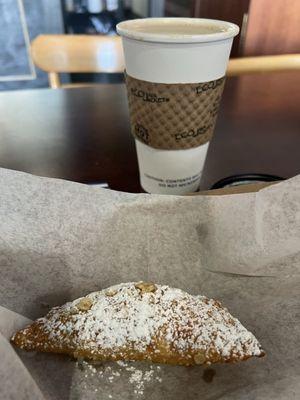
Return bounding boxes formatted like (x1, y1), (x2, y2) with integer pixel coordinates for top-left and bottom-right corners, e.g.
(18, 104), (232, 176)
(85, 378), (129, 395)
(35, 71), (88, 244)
(11, 282), (265, 366)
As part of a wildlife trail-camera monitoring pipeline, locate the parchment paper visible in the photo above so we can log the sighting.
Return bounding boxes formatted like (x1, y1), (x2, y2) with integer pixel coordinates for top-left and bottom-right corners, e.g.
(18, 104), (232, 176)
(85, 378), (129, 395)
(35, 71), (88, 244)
(0, 167), (299, 400)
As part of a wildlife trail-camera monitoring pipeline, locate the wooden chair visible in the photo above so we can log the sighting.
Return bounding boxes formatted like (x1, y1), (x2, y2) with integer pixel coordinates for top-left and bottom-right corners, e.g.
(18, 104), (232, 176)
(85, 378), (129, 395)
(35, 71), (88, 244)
(227, 54), (300, 76)
(31, 34), (125, 89)
(32, 35), (300, 88)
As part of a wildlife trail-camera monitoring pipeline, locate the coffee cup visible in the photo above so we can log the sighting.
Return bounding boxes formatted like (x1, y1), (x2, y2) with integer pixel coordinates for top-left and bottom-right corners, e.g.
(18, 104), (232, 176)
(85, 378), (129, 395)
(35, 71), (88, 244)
(117, 18), (239, 194)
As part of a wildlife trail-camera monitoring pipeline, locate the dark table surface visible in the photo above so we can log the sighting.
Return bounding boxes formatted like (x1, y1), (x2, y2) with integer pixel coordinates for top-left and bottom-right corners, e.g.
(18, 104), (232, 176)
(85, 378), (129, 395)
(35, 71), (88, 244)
(0, 71), (299, 193)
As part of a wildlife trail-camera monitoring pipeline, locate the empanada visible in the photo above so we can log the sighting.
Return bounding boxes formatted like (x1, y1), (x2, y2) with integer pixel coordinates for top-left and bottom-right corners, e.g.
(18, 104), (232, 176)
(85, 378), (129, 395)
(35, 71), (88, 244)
(11, 282), (265, 365)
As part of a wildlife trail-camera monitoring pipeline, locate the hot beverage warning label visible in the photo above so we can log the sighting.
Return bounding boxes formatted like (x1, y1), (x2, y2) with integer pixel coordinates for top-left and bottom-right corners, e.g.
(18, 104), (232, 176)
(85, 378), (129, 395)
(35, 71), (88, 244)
(125, 73), (225, 150)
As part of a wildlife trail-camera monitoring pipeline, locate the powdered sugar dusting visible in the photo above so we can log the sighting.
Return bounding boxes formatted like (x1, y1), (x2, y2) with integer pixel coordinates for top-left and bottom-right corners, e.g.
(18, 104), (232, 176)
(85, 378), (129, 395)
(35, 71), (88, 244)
(16, 282), (264, 363)
(77, 360), (162, 397)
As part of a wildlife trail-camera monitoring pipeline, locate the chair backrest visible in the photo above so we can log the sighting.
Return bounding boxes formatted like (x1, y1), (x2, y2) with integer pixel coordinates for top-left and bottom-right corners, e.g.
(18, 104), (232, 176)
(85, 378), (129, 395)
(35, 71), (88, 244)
(227, 54), (300, 76)
(31, 34), (125, 88)
(32, 35), (300, 88)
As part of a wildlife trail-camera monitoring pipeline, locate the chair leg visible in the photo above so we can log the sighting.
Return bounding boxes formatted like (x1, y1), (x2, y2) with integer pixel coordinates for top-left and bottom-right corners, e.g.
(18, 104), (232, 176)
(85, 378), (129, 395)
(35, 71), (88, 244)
(48, 72), (61, 89)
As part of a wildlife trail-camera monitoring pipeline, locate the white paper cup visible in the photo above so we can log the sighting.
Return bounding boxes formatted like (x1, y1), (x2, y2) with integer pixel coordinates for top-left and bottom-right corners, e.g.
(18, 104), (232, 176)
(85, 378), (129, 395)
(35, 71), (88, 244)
(117, 18), (239, 195)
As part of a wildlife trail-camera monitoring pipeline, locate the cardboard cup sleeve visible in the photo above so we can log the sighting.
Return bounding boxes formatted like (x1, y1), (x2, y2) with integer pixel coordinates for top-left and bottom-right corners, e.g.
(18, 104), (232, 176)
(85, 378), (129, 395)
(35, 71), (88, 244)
(125, 73), (226, 150)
